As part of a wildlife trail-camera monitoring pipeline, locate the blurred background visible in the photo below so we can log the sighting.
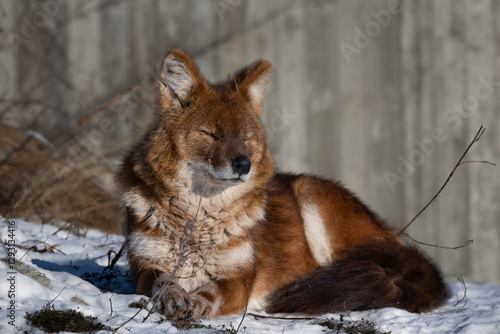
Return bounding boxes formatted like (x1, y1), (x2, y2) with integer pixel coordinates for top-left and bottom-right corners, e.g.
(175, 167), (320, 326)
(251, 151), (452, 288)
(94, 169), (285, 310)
(0, 0), (499, 284)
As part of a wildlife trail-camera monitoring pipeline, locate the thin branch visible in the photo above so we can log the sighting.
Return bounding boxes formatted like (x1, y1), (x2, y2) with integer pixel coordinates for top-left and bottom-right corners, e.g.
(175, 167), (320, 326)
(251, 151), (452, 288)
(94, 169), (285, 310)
(48, 286), (67, 306)
(402, 234), (473, 250)
(105, 241), (127, 270)
(95, 241), (123, 248)
(397, 126), (489, 236)
(0, 98), (71, 116)
(115, 284), (175, 332)
(248, 313), (316, 321)
(58, 0), (128, 29)
(459, 160), (496, 166)
(236, 267), (249, 334)
(141, 166), (210, 322)
(52, 222), (74, 236)
(112, 305), (145, 334)
(109, 295), (114, 317)
(192, 0), (298, 59)
(8, 240), (65, 255)
(16, 236), (67, 261)
(115, 156), (212, 328)
(51, 86), (135, 144)
(0, 0), (128, 52)
(452, 274), (468, 308)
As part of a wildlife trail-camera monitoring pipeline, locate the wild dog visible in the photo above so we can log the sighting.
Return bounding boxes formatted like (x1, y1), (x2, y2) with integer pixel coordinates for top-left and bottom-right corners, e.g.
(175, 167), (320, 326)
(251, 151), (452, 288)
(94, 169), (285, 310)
(116, 49), (448, 320)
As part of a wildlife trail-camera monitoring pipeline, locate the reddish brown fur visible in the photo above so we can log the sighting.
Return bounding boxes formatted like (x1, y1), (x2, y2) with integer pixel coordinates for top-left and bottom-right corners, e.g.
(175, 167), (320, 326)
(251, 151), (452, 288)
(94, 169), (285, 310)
(267, 238), (449, 314)
(116, 49), (448, 321)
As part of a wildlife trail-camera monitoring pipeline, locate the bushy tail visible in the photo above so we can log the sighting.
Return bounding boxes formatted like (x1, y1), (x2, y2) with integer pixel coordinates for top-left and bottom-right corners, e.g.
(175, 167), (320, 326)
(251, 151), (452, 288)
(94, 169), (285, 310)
(267, 238), (449, 314)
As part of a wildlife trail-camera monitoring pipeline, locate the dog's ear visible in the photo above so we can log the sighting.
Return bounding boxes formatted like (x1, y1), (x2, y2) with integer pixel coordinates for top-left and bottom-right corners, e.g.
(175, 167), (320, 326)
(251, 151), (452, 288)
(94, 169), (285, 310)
(159, 49), (205, 106)
(232, 60), (273, 115)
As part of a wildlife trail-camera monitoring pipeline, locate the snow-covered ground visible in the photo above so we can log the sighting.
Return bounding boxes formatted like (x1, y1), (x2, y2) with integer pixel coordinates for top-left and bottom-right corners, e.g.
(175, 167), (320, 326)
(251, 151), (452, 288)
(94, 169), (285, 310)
(1, 218), (499, 334)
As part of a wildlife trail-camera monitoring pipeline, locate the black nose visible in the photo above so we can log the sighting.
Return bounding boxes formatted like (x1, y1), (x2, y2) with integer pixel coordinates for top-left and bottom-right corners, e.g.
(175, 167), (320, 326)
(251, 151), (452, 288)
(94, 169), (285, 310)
(232, 155), (251, 175)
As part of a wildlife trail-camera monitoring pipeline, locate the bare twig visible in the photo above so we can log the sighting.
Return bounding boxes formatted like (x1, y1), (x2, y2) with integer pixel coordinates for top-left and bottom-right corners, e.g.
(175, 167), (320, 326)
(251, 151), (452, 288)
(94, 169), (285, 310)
(48, 286), (67, 306)
(192, 0), (298, 59)
(0, 98), (71, 117)
(114, 162), (210, 329)
(0, 0), (128, 52)
(459, 160), (496, 166)
(236, 267), (249, 334)
(109, 295), (114, 317)
(52, 87), (135, 144)
(111, 305), (145, 334)
(403, 234), (473, 250)
(95, 241), (123, 248)
(140, 176), (209, 323)
(113, 288), (176, 333)
(452, 275), (468, 308)
(13, 236), (66, 261)
(51, 222), (70, 236)
(58, 0), (127, 29)
(398, 126), (491, 236)
(105, 241), (127, 270)
(248, 313), (316, 321)
(14, 241), (64, 254)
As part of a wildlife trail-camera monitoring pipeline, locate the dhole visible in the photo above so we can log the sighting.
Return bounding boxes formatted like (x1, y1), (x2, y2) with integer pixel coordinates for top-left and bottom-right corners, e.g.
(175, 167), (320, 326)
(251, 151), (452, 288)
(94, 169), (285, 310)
(116, 49), (448, 320)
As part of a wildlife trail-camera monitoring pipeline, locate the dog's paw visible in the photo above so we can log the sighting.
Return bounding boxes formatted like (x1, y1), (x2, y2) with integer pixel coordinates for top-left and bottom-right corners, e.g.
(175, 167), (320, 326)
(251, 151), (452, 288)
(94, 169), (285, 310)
(189, 293), (214, 320)
(185, 293), (214, 320)
(152, 281), (191, 320)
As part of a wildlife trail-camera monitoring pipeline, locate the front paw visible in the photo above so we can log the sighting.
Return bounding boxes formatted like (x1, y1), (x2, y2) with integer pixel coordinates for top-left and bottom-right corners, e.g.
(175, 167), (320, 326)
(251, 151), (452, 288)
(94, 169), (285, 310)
(189, 293), (214, 320)
(152, 281), (191, 320)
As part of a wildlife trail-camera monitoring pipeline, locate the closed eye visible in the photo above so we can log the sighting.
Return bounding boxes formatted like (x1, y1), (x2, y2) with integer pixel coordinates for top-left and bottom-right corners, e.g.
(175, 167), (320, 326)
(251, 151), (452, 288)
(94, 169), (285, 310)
(201, 129), (218, 140)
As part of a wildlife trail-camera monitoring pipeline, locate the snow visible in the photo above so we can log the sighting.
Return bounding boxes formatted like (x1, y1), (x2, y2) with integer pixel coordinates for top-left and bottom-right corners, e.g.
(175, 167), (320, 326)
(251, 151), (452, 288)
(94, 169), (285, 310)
(1, 218), (500, 334)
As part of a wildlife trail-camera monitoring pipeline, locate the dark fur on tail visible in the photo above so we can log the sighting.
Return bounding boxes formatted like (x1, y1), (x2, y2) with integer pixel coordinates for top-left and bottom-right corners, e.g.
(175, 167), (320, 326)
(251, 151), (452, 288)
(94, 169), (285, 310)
(267, 239), (449, 314)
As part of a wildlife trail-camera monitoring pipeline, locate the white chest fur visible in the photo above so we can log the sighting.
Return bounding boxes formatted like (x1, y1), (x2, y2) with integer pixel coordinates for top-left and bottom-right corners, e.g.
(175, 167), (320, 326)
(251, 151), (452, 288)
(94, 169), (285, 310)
(125, 189), (262, 293)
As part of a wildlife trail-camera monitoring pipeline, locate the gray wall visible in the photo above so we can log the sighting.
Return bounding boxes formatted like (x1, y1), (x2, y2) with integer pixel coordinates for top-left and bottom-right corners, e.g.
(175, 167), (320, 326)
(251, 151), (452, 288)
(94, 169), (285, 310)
(1, 0), (499, 284)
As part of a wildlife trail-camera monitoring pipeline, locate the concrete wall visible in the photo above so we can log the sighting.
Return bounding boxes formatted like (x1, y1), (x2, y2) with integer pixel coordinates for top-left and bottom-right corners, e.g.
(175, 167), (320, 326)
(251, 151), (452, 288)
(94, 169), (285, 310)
(0, 0), (499, 283)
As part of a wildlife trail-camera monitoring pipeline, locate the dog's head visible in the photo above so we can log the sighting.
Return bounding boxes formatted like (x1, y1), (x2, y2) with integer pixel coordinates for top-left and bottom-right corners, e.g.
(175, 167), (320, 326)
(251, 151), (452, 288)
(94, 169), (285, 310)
(156, 49), (274, 197)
